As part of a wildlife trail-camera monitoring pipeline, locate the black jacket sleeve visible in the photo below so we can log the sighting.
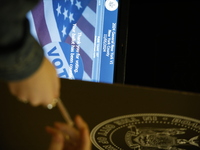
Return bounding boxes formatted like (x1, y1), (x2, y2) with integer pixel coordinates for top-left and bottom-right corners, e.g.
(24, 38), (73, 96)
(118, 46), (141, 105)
(0, 0), (44, 81)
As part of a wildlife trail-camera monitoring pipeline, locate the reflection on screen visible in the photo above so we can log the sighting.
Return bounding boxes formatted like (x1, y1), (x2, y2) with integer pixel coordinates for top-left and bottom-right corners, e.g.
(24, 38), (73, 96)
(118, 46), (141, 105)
(27, 0), (119, 83)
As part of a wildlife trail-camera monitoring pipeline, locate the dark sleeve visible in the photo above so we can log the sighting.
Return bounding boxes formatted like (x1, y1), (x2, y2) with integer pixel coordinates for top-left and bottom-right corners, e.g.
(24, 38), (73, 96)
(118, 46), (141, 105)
(0, 0), (44, 81)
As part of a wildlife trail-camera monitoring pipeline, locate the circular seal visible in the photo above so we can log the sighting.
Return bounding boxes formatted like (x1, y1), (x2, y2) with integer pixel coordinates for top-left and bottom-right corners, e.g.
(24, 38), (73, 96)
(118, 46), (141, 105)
(105, 0), (118, 11)
(90, 113), (200, 150)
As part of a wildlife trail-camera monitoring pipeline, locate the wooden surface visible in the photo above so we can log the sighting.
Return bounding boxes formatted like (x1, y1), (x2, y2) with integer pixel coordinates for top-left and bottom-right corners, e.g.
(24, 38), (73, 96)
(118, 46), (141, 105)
(0, 79), (200, 150)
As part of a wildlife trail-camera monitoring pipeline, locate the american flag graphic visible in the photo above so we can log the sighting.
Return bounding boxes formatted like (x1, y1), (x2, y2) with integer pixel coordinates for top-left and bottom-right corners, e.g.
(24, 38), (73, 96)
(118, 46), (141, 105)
(27, 0), (97, 81)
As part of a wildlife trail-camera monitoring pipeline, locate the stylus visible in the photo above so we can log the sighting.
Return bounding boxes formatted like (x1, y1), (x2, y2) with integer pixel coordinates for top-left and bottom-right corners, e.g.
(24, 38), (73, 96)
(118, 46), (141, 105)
(57, 98), (74, 126)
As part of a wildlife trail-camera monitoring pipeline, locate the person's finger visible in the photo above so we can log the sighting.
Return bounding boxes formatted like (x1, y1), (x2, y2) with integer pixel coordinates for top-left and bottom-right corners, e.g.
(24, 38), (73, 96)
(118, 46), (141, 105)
(28, 95), (42, 106)
(75, 115), (91, 150)
(17, 96), (28, 104)
(54, 122), (80, 140)
(45, 126), (64, 150)
(75, 115), (90, 136)
(53, 75), (61, 98)
(81, 127), (92, 150)
(8, 83), (28, 103)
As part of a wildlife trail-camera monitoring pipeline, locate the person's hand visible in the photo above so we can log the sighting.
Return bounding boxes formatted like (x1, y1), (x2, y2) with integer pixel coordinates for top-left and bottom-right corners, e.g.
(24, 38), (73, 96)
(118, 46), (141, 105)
(46, 115), (91, 150)
(7, 57), (60, 107)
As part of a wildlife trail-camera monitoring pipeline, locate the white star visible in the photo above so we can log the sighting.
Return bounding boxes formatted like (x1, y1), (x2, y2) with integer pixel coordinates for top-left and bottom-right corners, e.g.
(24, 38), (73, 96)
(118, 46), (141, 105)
(61, 25), (67, 37)
(69, 12), (74, 23)
(70, 0), (74, 5)
(56, 3), (61, 16)
(63, 8), (68, 20)
(75, 0), (82, 10)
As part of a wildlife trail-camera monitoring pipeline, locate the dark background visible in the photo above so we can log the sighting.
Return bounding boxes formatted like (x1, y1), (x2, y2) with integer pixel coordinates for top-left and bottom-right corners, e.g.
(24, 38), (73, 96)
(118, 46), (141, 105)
(125, 1), (200, 93)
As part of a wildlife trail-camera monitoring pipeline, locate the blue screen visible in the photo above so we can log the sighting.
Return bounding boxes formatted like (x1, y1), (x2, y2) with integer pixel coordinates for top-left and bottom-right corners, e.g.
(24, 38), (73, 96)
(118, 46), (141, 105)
(27, 0), (119, 83)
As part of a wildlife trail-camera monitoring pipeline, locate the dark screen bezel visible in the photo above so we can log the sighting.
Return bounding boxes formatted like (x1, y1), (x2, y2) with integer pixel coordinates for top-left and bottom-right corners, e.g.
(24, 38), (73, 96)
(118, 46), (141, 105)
(113, 0), (130, 84)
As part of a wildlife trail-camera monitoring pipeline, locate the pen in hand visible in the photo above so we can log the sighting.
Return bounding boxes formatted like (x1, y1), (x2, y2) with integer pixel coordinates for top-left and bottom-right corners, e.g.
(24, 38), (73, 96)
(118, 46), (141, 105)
(57, 98), (74, 126)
